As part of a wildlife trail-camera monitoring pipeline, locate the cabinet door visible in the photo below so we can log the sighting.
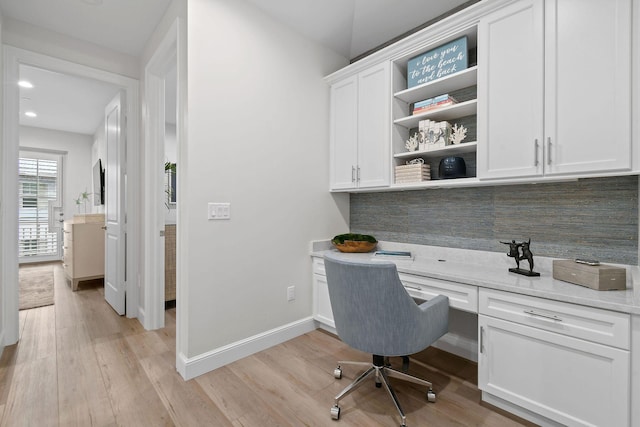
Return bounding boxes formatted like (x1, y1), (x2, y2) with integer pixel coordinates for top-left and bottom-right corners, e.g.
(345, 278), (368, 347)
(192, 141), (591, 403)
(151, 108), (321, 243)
(73, 223), (105, 278)
(313, 273), (334, 328)
(477, 0), (544, 179)
(544, 0), (632, 175)
(357, 62), (391, 188)
(479, 315), (630, 426)
(330, 75), (359, 190)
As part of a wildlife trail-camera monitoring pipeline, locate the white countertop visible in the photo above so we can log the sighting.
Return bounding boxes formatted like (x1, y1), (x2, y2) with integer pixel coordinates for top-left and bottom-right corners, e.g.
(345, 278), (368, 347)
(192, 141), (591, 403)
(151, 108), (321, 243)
(311, 241), (640, 315)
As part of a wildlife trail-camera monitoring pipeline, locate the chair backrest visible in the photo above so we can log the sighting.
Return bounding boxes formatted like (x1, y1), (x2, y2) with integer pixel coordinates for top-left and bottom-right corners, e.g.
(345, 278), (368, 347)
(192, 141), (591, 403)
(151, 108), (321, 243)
(324, 253), (448, 357)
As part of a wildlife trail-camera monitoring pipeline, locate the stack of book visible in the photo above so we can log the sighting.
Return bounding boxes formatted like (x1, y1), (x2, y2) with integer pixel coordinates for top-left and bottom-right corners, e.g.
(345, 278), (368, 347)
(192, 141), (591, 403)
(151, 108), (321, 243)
(395, 163), (431, 184)
(412, 94), (458, 115)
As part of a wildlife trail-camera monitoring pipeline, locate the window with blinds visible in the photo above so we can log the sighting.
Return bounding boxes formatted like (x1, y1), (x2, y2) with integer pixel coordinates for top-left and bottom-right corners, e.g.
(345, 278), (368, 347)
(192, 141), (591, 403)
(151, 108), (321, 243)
(18, 156), (60, 259)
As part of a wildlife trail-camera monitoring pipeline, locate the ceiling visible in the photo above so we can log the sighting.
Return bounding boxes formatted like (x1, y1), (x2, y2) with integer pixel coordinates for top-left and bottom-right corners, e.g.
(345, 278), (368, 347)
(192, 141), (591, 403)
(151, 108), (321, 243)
(244, 0), (471, 59)
(1, 0), (468, 136)
(19, 65), (121, 135)
(0, 0), (173, 57)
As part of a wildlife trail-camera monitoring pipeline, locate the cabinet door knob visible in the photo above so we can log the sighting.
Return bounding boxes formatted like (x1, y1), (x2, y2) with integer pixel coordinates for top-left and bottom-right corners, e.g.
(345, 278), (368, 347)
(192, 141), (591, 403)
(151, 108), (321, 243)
(101, 226), (107, 230)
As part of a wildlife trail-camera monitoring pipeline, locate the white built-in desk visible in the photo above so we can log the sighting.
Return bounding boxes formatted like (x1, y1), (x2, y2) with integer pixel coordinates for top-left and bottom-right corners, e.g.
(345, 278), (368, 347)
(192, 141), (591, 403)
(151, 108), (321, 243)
(310, 241), (640, 427)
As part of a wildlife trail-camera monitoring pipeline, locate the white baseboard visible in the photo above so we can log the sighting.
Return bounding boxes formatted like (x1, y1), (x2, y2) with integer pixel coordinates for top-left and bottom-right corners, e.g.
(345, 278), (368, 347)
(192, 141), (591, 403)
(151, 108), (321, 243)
(177, 316), (317, 380)
(433, 332), (478, 362)
(137, 307), (146, 329)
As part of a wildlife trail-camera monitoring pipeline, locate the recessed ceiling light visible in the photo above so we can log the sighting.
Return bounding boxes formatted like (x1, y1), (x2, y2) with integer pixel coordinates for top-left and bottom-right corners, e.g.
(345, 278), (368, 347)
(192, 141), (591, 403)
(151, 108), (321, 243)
(18, 80), (34, 88)
(25, 111), (38, 118)
(81, 0), (104, 5)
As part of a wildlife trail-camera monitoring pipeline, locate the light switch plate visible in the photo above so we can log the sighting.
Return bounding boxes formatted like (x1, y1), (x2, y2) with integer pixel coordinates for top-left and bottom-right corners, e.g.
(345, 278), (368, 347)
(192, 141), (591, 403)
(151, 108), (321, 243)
(208, 202), (231, 220)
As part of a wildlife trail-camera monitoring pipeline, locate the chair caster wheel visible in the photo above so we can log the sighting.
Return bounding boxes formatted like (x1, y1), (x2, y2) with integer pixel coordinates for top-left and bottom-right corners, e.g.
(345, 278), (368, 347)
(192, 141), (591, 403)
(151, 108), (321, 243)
(427, 390), (436, 402)
(334, 367), (342, 379)
(375, 381), (382, 388)
(330, 405), (341, 420)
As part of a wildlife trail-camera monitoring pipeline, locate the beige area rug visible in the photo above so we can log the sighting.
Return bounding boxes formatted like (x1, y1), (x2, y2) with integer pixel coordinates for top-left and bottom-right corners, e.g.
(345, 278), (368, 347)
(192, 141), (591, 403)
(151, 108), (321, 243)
(19, 262), (55, 310)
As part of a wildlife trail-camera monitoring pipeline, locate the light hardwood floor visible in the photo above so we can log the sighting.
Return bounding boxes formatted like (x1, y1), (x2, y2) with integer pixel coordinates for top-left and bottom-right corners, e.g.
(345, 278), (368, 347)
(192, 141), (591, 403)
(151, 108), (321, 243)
(0, 263), (535, 426)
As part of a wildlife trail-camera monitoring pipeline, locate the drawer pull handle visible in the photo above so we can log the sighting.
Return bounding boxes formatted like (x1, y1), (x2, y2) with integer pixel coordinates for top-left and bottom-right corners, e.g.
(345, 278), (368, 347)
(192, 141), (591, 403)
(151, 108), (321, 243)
(404, 285), (421, 291)
(524, 309), (562, 322)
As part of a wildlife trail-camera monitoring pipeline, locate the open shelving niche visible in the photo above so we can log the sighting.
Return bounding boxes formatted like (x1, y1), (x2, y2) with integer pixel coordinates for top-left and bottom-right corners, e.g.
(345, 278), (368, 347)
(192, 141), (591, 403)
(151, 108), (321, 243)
(391, 25), (478, 189)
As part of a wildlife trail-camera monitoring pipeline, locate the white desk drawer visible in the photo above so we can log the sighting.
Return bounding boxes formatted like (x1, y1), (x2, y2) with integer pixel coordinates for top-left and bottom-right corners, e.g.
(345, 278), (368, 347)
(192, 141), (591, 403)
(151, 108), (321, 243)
(312, 257), (326, 275)
(479, 288), (630, 350)
(399, 273), (478, 313)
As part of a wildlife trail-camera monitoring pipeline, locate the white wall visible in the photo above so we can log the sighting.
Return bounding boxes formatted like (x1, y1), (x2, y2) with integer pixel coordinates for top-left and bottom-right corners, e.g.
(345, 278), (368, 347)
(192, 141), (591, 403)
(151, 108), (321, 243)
(183, 0), (349, 361)
(2, 17), (138, 79)
(91, 120), (106, 215)
(0, 8), (5, 351)
(19, 126), (93, 221)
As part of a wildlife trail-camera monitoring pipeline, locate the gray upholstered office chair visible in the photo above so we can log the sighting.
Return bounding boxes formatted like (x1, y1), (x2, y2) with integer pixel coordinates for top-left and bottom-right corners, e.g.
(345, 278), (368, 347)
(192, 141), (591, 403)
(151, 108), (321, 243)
(324, 253), (449, 427)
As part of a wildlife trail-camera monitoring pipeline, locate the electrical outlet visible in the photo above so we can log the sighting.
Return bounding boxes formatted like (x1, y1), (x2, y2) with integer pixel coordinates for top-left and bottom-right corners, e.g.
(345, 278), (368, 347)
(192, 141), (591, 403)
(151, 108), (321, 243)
(287, 285), (295, 301)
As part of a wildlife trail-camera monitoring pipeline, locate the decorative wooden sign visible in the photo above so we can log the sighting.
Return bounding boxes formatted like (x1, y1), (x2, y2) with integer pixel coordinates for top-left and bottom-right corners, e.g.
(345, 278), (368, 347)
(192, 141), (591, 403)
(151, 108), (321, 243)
(407, 36), (468, 88)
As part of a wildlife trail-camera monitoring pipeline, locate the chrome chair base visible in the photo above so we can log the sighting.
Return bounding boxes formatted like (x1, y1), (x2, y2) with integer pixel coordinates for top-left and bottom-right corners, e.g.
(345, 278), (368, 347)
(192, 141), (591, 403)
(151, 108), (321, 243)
(330, 356), (436, 427)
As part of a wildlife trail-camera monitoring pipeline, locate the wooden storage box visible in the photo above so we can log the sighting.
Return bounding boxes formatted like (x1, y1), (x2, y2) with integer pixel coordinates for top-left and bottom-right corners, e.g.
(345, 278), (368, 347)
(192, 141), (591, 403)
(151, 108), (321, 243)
(552, 260), (626, 291)
(395, 163), (431, 184)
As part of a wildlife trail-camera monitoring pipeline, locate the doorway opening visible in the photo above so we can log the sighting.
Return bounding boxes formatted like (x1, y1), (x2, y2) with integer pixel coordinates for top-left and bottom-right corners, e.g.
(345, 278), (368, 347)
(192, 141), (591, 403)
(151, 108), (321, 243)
(2, 46), (141, 346)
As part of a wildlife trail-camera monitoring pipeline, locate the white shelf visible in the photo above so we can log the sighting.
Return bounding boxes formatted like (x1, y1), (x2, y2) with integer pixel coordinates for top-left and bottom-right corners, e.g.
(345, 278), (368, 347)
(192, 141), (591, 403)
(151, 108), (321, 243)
(394, 99), (477, 129)
(391, 177), (481, 190)
(395, 141), (477, 159)
(394, 66), (478, 104)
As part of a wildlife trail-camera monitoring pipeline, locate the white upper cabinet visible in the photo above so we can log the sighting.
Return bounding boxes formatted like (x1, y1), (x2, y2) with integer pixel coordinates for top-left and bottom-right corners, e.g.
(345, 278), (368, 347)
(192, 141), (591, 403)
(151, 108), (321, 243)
(478, 0), (632, 180)
(330, 75), (359, 190)
(329, 62), (391, 190)
(477, 0), (544, 179)
(544, 0), (632, 175)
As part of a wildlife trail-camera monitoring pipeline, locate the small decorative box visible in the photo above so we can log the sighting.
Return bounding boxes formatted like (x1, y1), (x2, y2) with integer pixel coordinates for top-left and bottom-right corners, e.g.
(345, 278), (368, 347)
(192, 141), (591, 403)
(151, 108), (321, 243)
(552, 260), (626, 291)
(395, 164), (431, 184)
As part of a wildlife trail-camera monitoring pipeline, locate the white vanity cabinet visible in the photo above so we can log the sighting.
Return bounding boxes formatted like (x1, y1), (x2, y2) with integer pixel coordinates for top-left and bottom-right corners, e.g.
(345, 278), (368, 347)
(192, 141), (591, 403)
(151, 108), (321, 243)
(312, 257), (335, 329)
(478, 288), (630, 427)
(477, 0), (632, 180)
(63, 216), (105, 291)
(329, 62), (391, 190)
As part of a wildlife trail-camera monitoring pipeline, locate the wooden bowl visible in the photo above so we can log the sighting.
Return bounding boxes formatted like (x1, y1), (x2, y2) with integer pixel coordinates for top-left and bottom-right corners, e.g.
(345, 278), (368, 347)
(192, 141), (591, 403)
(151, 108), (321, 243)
(332, 240), (377, 253)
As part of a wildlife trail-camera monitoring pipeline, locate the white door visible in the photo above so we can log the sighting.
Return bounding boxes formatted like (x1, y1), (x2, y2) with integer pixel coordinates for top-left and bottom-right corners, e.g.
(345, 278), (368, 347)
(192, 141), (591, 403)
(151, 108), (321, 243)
(104, 91), (126, 315)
